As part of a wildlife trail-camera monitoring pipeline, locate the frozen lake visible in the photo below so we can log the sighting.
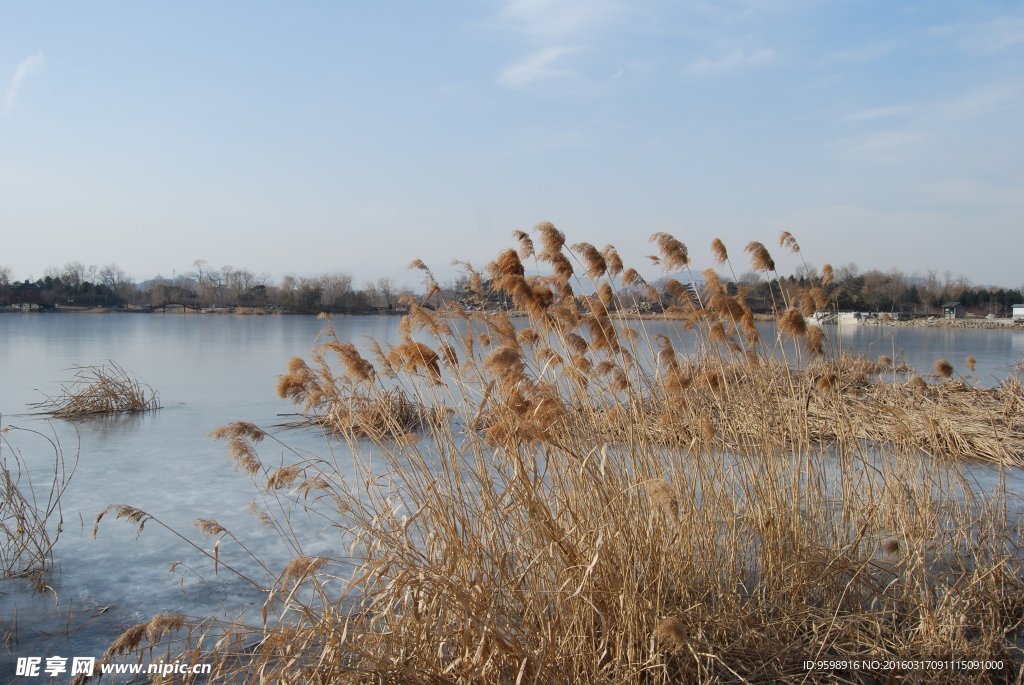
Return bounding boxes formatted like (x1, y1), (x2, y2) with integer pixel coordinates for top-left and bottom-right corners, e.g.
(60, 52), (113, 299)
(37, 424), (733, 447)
(1, 312), (1022, 673)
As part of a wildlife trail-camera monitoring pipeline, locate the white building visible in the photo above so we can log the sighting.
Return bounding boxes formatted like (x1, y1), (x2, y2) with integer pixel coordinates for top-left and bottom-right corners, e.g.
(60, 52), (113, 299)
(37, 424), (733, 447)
(838, 312), (869, 325)
(1012, 304), (1024, 320)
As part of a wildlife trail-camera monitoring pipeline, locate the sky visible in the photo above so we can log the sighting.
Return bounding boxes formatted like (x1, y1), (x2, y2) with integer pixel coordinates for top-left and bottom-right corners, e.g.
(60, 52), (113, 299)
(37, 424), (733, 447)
(2, 0), (1022, 288)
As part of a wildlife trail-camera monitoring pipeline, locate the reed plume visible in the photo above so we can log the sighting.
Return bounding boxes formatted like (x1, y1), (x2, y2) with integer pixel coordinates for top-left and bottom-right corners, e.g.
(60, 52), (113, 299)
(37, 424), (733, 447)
(534, 221), (565, 254)
(512, 230), (535, 259)
(656, 617), (688, 651)
(778, 307), (807, 339)
(744, 241), (776, 272)
(646, 479), (679, 522)
(710, 238), (728, 265)
(621, 268), (645, 288)
(816, 373), (838, 393)
(779, 230), (800, 253)
(649, 232), (690, 271)
(602, 245), (624, 277)
(806, 324), (825, 356)
(388, 342), (442, 380)
(570, 242), (608, 279)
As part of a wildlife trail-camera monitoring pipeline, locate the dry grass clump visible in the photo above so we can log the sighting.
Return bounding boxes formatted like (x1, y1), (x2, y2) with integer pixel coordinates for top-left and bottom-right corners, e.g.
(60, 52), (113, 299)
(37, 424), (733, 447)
(273, 318), (437, 439)
(320, 387), (432, 439)
(29, 362), (159, 418)
(814, 352), (911, 380)
(96, 229), (1024, 683)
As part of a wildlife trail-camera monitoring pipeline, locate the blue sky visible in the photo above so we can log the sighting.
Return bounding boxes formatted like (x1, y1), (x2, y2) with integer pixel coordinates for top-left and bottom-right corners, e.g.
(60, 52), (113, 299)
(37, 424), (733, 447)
(2, 1), (1022, 287)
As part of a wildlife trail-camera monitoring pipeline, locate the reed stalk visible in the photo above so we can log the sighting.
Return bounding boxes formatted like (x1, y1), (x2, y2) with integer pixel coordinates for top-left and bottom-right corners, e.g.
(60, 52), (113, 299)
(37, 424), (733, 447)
(0, 424), (77, 584)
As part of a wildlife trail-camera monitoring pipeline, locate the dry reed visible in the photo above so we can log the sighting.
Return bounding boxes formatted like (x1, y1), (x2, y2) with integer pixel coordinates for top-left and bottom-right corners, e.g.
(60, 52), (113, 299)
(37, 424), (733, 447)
(1, 425), (77, 584)
(92, 230), (1024, 683)
(29, 363), (159, 418)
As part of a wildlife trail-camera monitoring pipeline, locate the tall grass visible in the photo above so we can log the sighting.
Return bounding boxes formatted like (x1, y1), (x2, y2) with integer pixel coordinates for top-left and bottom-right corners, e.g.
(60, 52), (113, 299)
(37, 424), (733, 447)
(1, 424), (77, 585)
(92, 229), (1024, 683)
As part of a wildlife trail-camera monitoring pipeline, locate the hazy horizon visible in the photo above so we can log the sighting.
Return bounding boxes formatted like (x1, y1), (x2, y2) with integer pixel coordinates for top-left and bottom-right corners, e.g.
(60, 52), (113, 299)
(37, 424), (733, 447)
(3, 1), (1022, 286)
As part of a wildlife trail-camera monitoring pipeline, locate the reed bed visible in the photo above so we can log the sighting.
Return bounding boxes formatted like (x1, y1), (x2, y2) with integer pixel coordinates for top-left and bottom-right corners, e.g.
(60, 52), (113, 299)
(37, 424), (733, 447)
(92, 229), (1024, 683)
(1, 424), (76, 585)
(29, 362), (160, 418)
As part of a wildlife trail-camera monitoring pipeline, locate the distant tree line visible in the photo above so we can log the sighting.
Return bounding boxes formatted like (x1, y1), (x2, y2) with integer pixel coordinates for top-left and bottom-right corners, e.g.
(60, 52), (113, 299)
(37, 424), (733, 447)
(0, 260), (416, 314)
(1, 259), (1021, 317)
(731, 264), (1024, 316)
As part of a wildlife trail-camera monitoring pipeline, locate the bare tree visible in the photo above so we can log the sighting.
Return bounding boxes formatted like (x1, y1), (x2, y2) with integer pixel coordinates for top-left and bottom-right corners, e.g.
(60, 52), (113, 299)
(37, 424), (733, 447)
(321, 272), (354, 309)
(222, 267), (260, 304)
(99, 264), (136, 303)
(794, 263), (818, 281)
(62, 262), (87, 287)
(189, 260), (221, 305)
(396, 285), (416, 308)
(835, 263), (859, 284)
(437, 276), (471, 305)
(363, 280), (381, 309)
(277, 275), (298, 310)
(885, 267), (906, 312)
(0, 266), (11, 300)
(860, 270), (889, 312)
(376, 277), (396, 310)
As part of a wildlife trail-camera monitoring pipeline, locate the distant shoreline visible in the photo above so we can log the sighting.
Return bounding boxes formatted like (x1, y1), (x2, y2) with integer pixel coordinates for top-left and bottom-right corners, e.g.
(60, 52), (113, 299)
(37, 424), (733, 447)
(0, 305), (405, 317)
(4, 305), (1023, 329)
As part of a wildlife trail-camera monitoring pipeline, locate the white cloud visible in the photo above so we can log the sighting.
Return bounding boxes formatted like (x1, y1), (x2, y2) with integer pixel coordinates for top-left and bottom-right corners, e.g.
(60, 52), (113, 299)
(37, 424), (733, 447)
(841, 105), (912, 123)
(3, 52), (46, 117)
(823, 41), (897, 64)
(837, 129), (926, 161)
(497, 46), (578, 88)
(498, 0), (621, 40)
(962, 16), (1024, 52)
(687, 48), (773, 74)
(833, 82), (1022, 162)
(934, 83), (1022, 122)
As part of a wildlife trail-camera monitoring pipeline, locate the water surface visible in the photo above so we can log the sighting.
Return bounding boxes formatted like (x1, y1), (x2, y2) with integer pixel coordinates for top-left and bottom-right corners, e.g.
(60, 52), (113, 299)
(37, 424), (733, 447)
(1, 313), (1021, 670)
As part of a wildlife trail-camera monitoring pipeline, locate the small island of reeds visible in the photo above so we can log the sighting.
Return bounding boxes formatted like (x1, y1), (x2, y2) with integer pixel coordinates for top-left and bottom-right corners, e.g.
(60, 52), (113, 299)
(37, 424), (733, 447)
(30, 363), (159, 418)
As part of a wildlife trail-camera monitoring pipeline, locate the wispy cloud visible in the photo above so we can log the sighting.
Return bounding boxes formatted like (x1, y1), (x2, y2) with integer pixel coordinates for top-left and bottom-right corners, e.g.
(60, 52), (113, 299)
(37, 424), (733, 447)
(935, 83), (1022, 122)
(834, 82), (1022, 161)
(823, 40), (897, 65)
(498, 0), (621, 40)
(962, 16), (1024, 52)
(687, 48), (773, 74)
(837, 129), (926, 162)
(498, 46), (578, 88)
(840, 105), (912, 123)
(3, 52), (46, 117)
